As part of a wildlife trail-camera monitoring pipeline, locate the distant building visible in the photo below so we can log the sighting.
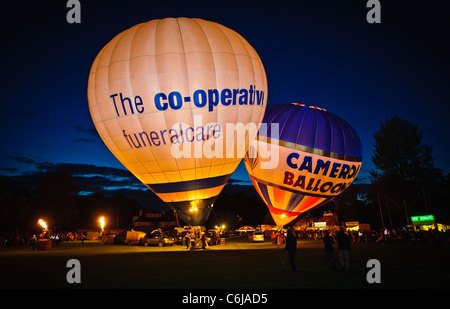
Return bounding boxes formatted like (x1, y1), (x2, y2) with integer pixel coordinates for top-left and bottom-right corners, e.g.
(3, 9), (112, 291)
(293, 211), (340, 230)
(131, 209), (177, 230)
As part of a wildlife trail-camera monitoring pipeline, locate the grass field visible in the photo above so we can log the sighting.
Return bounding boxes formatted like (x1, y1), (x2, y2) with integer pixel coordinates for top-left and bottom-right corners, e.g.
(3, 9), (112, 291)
(1, 237), (449, 291)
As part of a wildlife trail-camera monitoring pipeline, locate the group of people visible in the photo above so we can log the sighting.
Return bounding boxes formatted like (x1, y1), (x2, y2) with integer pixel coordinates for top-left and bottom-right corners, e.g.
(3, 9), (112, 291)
(282, 226), (450, 272)
(183, 231), (208, 250)
(291, 227), (450, 248)
(0, 232), (49, 249)
(0, 233), (27, 248)
(322, 228), (351, 271)
(282, 227), (352, 272)
(0, 231), (90, 250)
(373, 227), (449, 248)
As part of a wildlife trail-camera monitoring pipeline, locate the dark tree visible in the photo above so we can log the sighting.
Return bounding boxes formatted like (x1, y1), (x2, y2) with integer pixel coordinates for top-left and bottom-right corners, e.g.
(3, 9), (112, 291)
(77, 192), (141, 229)
(31, 172), (79, 230)
(370, 116), (444, 226)
(372, 116), (437, 183)
(333, 184), (360, 223)
(0, 180), (32, 232)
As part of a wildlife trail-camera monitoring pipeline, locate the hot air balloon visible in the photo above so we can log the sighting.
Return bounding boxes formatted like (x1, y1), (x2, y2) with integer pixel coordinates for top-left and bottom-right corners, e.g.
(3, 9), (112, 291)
(244, 104), (362, 226)
(88, 18), (267, 226)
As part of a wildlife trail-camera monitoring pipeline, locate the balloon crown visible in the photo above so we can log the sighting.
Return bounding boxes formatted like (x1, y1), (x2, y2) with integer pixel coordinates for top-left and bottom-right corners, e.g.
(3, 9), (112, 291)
(291, 103), (326, 112)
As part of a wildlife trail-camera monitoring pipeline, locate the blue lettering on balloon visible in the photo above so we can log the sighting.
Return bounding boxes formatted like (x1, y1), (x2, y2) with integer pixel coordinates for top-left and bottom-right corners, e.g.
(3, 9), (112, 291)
(329, 162), (342, 178)
(298, 155), (313, 173)
(154, 86), (265, 112)
(168, 92), (183, 110)
(208, 89), (219, 112)
(193, 89), (207, 108)
(314, 159), (331, 175)
(221, 88), (232, 106)
(155, 93), (168, 111)
(110, 92), (145, 116)
(286, 152), (299, 169)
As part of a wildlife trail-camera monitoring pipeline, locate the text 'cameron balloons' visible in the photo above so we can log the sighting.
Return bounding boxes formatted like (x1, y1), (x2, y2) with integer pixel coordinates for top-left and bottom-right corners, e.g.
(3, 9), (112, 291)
(88, 18), (267, 226)
(244, 104), (362, 226)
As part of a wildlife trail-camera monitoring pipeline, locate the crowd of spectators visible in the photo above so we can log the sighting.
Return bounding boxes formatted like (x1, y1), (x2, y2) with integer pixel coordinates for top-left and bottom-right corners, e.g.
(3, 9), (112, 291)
(0, 231), (87, 248)
(289, 227), (450, 248)
(1, 226), (449, 249)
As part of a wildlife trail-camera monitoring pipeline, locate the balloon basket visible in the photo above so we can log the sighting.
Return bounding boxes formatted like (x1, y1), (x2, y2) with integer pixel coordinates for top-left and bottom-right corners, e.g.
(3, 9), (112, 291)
(37, 239), (52, 251)
(189, 240), (196, 250)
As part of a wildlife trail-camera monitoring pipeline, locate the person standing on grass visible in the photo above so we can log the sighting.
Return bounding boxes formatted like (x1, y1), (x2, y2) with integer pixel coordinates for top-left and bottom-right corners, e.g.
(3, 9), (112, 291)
(284, 228), (297, 272)
(337, 227), (351, 270)
(185, 233), (191, 249)
(29, 234), (37, 251)
(201, 232), (207, 250)
(322, 230), (336, 270)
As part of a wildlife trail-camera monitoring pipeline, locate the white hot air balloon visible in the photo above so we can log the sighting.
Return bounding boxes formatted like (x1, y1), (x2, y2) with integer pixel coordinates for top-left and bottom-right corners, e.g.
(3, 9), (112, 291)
(88, 18), (267, 226)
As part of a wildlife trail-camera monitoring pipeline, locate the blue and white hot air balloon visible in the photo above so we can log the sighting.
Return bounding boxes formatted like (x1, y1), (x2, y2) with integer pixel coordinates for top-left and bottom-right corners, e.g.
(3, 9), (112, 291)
(244, 103), (362, 226)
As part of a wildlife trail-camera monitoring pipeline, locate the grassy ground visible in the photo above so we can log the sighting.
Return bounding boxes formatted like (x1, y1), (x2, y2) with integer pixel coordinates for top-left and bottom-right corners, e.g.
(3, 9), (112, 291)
(1, 238), (449, 290)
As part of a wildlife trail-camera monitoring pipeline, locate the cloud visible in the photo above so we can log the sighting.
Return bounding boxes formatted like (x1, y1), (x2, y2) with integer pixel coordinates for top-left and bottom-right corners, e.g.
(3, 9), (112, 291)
(0, 160), (257, 210)
(227, 178), (252, 185)
(0, 155), (40, 175)
(73, 125), (99, 137)
(71, 137), (98, 143)
(10, 156), (36, 165)
(71, 125), (102, 144)
(1, 160), (147, 196)
(0, 167), (18, 173)
(38, 162), (147, 192)
(35, 162), (136, 178)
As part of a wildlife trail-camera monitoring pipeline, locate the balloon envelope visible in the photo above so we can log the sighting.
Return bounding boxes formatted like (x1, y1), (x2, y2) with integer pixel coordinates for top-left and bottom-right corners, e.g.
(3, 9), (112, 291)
(88, 18), (267, 225)
(244, 104), (362, 226)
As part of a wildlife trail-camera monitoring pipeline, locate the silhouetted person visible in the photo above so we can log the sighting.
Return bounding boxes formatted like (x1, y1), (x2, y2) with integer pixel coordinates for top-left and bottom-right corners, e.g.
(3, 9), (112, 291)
(322, 230), (336, 270)
(201, 232), (207, 249)
(185, 233), (190, 249)
(337, 228), (351, 270)
(29, 235), (37, 251)
(284, 229), (297, 272)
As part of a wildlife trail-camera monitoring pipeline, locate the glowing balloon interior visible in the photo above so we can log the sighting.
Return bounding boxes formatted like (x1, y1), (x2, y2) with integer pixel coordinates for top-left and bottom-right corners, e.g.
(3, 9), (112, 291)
(244, 104), (362, 226)
(88, 18), (267, 226)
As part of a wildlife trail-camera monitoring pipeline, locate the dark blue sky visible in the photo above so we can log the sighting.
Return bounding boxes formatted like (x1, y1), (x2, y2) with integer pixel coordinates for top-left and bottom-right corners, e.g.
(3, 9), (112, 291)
(1, 0), (449, 190)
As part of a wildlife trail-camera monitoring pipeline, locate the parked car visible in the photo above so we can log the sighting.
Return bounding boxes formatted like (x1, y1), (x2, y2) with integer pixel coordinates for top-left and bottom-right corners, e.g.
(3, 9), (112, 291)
(100, 233), (116, 244)
(248, 231), (265, 242)
(140, 229), (174, 247)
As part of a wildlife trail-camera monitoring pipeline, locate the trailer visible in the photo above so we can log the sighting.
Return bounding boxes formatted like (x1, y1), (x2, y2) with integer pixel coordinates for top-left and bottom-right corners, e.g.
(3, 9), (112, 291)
(114, 230), (147, 245)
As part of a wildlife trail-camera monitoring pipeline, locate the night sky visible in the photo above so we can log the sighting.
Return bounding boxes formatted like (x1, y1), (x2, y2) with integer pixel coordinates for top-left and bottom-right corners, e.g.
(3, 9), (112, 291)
(1, 0), (449, 192)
